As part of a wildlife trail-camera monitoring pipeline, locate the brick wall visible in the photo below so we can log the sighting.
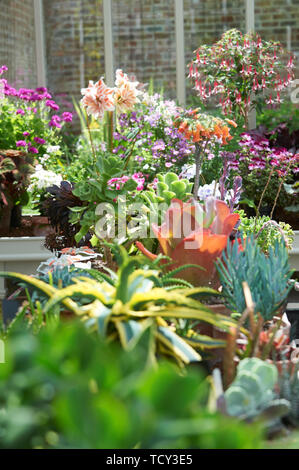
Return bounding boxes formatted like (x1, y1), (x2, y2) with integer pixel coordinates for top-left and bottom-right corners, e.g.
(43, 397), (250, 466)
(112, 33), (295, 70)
(1, 0), (298, 102)
(43, 0), (105, 105)
(0, 0), (37, 88)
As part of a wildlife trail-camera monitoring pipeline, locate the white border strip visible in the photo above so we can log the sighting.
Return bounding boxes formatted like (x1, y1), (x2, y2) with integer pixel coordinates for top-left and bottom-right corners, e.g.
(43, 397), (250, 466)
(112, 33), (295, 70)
(103, 0), (114, 86)
(175, 0), (186, 106)
(34, 0), (47, 87)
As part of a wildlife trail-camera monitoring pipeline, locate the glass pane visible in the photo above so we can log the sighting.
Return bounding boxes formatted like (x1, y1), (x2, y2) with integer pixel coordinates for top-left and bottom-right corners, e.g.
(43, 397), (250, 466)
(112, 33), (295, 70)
(255, 0), (299, 105)
(0, 0), (37, 88)
(112, 0), (177, 99)
(44, 0), (105, 103)
(184, 0), (245, 104)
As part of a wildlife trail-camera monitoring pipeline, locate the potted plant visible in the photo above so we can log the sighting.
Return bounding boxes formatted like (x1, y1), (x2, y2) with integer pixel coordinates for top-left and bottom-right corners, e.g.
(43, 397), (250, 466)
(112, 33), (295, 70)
(0, 65), (73, 299)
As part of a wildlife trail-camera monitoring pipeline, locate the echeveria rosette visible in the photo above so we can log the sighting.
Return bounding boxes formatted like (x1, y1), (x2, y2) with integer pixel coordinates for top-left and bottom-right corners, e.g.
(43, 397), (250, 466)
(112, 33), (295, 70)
(136, 197), (239, 287)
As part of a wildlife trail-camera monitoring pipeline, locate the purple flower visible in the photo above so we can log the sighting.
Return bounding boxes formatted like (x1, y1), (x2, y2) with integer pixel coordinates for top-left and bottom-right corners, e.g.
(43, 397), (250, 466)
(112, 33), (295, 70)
(0, 65), (8, 76)
(46, 100), (60, 111)
(28, 146), (38, 154)
(16, 109), (25, 115)
(62, 111), (73, 122)
(49, 115), (62, 128)
(16, 140), (27, 147)
(36, 87), (47, 93)
(34, 137), (46, 145)
(23, 131), (30, 137)
(152, 139), (165, 152)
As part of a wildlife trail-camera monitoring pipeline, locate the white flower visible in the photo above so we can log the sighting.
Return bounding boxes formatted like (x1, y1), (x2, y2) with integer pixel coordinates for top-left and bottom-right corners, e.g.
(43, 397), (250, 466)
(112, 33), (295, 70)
(46, 145), (60, 154)
(180, 164), (197, 180)
(30, 167), (62, 191)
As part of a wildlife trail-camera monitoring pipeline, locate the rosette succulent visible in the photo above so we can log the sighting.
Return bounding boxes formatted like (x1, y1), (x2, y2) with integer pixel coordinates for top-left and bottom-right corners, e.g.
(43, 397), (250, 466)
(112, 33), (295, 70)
(136, 197), (239, 287)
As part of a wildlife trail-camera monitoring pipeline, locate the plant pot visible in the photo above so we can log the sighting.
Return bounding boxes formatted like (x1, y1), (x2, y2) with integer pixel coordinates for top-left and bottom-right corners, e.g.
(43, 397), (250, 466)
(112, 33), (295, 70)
(0, 236), (51, 300)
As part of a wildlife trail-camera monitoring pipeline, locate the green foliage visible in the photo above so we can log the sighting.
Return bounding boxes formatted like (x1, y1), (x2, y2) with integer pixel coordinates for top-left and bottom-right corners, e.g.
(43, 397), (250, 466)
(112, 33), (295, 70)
(69, 155), (138, 243)
(216, 236), (293, 320)
(0, 247), (238, 365)
(257, 101), (299, 133)
(0, 321), (262, 449)
(237, 210), (294, 252)
(156, 172), (193, 204)
(141, 172), (193, 225)
(225, 358), (290, 422)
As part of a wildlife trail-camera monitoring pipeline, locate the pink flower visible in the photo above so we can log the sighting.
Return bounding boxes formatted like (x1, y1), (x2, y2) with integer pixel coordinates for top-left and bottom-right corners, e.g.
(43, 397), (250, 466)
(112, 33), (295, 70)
(16, 140), (27, 147)
(114, 69), (140, 113)
(62, 111), (73, 122)
(28, 145), (38, 154)
(81, 78), (115, 119)
(34, 137), (46, 145)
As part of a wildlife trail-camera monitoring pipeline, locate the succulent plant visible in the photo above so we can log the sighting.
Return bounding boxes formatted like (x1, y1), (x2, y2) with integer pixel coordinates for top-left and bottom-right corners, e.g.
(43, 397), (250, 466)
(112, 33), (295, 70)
(141, 172), (193, 226)
(225, 358), (290, 422)
(136, 197), (239, 287)
(216, 235), (293, 320)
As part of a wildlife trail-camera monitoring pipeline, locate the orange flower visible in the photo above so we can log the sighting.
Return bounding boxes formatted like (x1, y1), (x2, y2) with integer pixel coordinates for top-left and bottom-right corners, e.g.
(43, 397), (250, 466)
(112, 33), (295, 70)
(226, 119), (238, 128)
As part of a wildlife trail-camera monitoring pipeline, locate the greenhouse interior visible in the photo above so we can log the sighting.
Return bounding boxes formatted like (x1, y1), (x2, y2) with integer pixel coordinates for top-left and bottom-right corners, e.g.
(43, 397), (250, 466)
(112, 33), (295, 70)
(0, 0), (299, 453)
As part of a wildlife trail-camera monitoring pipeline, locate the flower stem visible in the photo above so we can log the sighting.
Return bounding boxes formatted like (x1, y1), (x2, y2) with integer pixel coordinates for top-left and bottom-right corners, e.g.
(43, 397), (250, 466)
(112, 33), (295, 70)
(86, 113), (97, 168)
(270, 159), (292, 220)
(107, 111), (114, 153)
(193, 142), (204, 199)
(255, 166), (274, 224)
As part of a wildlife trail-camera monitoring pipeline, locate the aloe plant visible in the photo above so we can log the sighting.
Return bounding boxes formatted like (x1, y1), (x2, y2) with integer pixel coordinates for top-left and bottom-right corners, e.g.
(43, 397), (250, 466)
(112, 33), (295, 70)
(0, 250), (238, 366)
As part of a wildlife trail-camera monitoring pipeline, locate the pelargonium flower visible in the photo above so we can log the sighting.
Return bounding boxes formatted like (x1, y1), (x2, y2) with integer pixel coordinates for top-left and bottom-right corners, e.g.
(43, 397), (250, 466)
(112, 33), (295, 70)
(0, 65), (8, 76)
(34, 137), (46, 145)
(46, 100), (60, 111)
(16, 140), (27, 147)
(81, 78), (115, 119)
(49, 115), (62, 128)
(16, 109), (25, 115)
(62, 111), (73, 122)
(28, 145), (38, 154)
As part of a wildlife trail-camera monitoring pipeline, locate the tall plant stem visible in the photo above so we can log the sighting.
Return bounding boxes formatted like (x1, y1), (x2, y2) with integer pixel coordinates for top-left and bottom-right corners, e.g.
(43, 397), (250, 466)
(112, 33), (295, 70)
(270, 159), (293, 220)
(193, 142), (204, 199)
(255, 166), (274, 226)
(107, 111), (114, 153)
(85, 113), (97, 171)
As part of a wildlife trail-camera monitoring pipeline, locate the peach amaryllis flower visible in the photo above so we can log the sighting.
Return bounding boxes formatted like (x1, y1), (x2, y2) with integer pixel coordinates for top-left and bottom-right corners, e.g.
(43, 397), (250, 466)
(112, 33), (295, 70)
(114, 68), (140, 113)
(136, 197), (239, 287)
(81, 78), (115, 119)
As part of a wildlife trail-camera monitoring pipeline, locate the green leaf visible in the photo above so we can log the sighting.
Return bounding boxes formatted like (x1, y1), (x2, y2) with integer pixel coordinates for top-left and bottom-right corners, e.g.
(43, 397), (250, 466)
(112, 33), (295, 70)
(157, 326), (202, 363)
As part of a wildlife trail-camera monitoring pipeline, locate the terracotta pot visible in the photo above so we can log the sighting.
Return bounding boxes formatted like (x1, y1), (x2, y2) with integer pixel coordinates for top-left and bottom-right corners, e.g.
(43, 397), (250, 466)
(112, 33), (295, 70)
(195, 303), (231, 338)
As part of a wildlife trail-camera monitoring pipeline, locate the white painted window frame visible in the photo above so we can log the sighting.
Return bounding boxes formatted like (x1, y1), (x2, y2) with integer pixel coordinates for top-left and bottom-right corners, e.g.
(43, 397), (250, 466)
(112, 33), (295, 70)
(35, 0), (257, 111)
(34, 0), (47, 87)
